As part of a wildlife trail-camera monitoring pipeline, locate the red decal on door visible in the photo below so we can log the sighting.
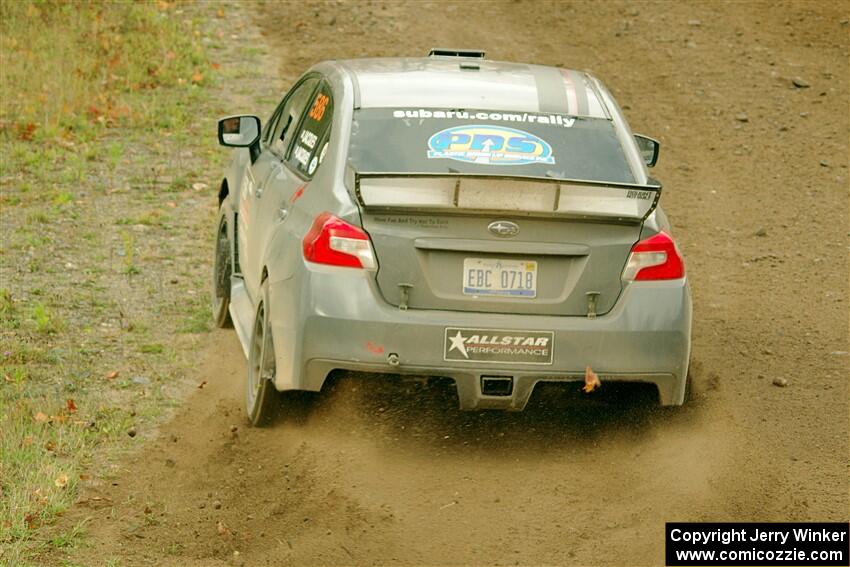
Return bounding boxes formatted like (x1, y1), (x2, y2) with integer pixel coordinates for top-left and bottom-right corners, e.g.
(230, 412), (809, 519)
(289, 183), (308, 204)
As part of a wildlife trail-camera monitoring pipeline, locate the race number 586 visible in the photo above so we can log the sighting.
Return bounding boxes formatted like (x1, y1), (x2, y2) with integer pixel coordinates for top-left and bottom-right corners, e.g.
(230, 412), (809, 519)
(309, 93), (329, 121)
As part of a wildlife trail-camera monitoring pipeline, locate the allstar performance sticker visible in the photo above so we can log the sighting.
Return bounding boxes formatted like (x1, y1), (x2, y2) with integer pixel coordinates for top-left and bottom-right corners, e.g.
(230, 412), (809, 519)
(444, 327), (554, 365)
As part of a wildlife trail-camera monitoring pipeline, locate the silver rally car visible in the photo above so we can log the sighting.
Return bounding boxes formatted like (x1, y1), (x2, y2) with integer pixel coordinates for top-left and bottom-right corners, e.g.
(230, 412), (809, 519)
(212, 49), (691, 425)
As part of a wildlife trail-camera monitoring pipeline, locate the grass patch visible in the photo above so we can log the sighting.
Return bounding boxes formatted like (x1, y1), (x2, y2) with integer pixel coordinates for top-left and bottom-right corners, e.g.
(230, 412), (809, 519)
(0, 1), (207, 141)
(31, 302), (63, 335)
(178, 294), (212, 334)
(0, 1), (221, 564)
(139, 343), (164, 355)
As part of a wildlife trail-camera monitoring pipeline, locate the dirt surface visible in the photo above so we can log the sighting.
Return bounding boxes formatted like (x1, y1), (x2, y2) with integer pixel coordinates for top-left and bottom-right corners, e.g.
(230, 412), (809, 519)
(50, 1), (849, 565)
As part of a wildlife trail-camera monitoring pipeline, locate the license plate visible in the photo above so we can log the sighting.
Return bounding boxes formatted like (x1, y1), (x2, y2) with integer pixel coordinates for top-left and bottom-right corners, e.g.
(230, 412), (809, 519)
(462, 258), (537, 298)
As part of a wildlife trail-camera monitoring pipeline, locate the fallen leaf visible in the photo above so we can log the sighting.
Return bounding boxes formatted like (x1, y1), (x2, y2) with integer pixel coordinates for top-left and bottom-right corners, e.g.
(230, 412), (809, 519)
(21, 435), (33, 447)
(17, 122), (36, 141)
(44, 440), (56, 452)
(197, 380), (208, 389)
(583, 366), (601, 394)
(66, 399), (77, 413)
(54, 473), (69, 488)
(216, 520), (229, 536)
(24, 513), (36, 530)
(33, 412), (48, 423)
(191, 70), (203, 84)
(210, 62), (221, 70)
(106, 370), (119, 380)
(216, 8), (225, 17)
(79, 474), (90, 481)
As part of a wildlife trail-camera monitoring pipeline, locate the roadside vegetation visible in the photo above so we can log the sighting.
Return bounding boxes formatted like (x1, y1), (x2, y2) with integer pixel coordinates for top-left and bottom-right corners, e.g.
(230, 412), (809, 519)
(0, 2), (232, 564)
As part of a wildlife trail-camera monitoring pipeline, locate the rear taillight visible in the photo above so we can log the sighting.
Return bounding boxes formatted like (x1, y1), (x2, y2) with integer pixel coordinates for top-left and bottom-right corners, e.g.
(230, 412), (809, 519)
(622, 231), (684, 281)
(302, 213), (376, 269)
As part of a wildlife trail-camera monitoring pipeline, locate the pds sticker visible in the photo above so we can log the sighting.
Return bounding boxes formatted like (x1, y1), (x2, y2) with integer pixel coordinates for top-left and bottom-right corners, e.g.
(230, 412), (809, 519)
(427, 125), (555, 166)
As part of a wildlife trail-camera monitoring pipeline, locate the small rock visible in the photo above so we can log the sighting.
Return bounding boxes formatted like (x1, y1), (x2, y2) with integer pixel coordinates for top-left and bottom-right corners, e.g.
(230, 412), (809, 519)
(131, 375), (150, 386)
(791, 77), (810, 88)
(229, 425), (238, 433)
(687, 19), (701, 27)
(772, 377), (788, 388)
(735, 112), (749, 122)
(213, 500), (222, 510)
(820, 160), (830, 168)
(754, 227), (767, 237)
(165, 458), (176, 467)
(127, 427), (137, 438)
(799, 111), (809, 118)
(328, 16), (336, 26)
(198, 501), (206, 509)
(778, 125), (788, 132)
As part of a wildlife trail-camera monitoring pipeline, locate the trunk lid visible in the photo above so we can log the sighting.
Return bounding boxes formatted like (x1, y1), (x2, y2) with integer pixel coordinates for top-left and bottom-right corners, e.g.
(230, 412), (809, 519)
(356, 175), (659, 316)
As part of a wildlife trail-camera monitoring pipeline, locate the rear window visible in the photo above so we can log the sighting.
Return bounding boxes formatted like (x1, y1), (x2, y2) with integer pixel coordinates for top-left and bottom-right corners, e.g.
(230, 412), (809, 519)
(348, 108), (635, 184)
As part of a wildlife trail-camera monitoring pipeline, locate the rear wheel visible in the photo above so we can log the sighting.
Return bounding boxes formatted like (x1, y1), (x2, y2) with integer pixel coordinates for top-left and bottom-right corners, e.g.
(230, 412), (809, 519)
(246, 281), (279, 426)
(211, 201), (233, 328)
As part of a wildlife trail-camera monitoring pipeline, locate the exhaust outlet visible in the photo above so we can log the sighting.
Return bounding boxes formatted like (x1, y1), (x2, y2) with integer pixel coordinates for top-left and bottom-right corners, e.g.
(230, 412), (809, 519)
(481, 376), (513, 396)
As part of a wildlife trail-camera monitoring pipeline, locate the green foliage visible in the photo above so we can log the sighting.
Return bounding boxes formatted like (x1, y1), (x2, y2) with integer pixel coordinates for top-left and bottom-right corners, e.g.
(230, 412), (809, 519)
(0, 0), (209, 142)
(0, 289), (13, 321)
(0, 3), (218, 564)
(139, 343), (164, 355)
(31, 302), (62, 334)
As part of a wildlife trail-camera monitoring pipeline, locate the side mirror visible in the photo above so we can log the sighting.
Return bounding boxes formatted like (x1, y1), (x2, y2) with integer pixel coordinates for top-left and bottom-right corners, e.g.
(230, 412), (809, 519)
(634, 134), (660, 167)
(218, 115), (261, 148)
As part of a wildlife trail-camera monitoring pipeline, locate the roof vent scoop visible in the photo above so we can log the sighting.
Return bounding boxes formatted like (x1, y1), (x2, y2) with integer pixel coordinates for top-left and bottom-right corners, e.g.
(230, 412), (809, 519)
(428, 48), (486, 59)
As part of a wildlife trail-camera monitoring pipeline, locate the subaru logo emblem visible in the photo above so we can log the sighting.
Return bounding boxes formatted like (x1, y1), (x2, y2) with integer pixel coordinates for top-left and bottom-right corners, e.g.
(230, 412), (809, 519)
(488, 220), (519, 238)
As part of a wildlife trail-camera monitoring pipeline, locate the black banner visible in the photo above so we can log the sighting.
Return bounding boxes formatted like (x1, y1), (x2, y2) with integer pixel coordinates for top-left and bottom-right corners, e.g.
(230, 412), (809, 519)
(666, 522), (849, 566)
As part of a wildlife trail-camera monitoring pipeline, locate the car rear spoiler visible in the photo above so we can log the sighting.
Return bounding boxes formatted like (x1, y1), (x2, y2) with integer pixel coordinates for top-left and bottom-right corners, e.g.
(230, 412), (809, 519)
(353, 172), (662, 223)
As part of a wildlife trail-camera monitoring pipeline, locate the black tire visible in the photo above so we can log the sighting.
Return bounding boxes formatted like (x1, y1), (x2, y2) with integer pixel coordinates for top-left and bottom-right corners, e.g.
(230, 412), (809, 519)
(211, 200), (233, 328)
(246, 280), (279, 426)
(683, 360), (695, 403)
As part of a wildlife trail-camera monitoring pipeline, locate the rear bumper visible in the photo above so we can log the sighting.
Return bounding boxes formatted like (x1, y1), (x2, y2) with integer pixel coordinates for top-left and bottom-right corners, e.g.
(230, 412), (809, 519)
(268, 265), (691, 409)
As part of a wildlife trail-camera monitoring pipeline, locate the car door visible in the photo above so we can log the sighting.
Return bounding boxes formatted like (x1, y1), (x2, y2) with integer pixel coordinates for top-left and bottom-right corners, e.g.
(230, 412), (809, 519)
(238, 76), (319, 301)
(251, 80), (335, 284)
